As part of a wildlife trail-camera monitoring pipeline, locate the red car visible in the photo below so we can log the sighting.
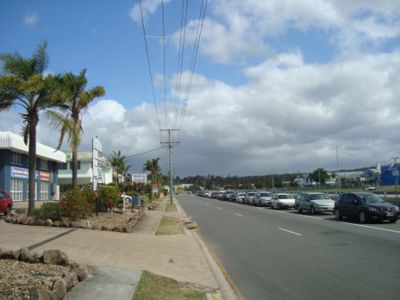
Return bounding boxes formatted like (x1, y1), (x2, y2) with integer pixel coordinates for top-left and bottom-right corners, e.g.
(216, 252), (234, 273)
(0, 189), (13, 215)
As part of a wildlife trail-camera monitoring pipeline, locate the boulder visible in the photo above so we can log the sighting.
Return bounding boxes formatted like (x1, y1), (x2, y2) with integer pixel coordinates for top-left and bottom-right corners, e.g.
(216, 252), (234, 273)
(29, 286), (53, 300)
(52, 278), (67, 300)
(71, 262), (89, 281)
(62, 272), (78, 291)
(18, 247), (31, 262)
(29, 251), (42, 263)
(45, 219), (53, 226)
(0, 250), (19, 260)
(70, 221), (81, 228)
(42, 249), (69, 266)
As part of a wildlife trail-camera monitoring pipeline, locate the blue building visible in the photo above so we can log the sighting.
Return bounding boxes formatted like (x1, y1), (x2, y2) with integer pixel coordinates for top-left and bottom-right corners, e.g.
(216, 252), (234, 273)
(0, 131), (66, 202)
(380, 164), (400, 186)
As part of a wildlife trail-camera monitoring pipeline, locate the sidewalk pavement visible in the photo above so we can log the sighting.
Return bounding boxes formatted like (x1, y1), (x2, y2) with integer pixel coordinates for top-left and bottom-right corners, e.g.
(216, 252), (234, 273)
(0, 199), (239, 300)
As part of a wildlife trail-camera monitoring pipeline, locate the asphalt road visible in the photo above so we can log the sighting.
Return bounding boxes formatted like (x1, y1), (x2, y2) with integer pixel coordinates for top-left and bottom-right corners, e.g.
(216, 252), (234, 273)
(178, 194), (400, 300)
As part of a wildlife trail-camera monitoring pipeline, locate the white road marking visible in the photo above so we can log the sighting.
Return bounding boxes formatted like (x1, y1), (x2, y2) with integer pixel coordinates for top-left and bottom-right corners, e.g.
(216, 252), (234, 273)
(345, 223), (400, 234)
(278, 227), (302, 236)
(216, 207), (222, 210)
(235, 213), (243, 217)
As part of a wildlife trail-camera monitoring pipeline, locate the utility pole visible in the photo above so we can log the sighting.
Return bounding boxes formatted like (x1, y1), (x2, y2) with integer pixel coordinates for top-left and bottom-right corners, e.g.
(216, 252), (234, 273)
(336, 145), (341, 195)
(392, 156), (399, 200)
(160, 129), (179, 205)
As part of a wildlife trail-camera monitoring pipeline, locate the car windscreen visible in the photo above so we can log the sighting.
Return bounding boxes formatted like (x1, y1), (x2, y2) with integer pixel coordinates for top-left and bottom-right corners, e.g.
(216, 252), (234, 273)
(309, 194), (330, 200)
(260, 193), (272, 197)
(278, 195), (290, 199)
(248, 192), (256, 196)
(360, 194), (384, 204)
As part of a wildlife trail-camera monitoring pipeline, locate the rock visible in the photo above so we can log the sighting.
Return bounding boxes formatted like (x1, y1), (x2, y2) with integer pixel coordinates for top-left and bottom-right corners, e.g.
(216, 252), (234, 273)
(70, 221), (81, 228)
(18, 247), (31, 262)
(45, 219), (53, 226)
(42, 250), (69, 266)
(0, 250), (19, 259)
(185, 221), (199, 230)
(71, 262), (89, 281)
(62, 271), (78, 291)
(29, 252), (42, 263)
(53, 221), (61, 227)
(113, 225), (124, 232)
(19, 216), (30, 225)
(30, 286), (53, 300)
(52, 277), (67, 300)
(93, 224), (102, 231)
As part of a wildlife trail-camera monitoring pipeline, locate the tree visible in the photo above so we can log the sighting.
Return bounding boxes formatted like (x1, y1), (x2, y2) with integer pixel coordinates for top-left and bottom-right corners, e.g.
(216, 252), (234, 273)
(109, 150), (131, 184)
(308, 168), (330, 185)
(47, 69), (105, 189)
(0, 42), (60, 216)
(143, 158), (161, 185)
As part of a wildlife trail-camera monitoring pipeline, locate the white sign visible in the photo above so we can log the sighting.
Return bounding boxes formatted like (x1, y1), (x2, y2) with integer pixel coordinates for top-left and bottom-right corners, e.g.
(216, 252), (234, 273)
(92, 137), (103, 191)
(131, 173), (147, 184)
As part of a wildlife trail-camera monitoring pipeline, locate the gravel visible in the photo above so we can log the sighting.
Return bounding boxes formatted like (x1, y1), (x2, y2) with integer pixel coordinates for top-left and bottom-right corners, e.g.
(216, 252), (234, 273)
(0, 260), (70, 300)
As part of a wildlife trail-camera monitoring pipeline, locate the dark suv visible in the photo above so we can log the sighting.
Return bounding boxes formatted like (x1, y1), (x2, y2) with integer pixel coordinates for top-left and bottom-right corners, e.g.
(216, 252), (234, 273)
(0, 189), (13, 216)
(334, 192), (399, 223)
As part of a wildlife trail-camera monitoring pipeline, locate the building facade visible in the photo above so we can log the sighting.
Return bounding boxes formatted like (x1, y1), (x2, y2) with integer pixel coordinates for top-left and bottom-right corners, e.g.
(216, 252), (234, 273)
(58, 152), (113, 189)
(0, 131), (66, 201)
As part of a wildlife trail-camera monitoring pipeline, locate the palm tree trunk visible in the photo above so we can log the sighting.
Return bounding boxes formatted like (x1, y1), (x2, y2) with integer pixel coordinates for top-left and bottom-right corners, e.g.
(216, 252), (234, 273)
(72, 147), (78, 189)
(27, 116), (38, 216)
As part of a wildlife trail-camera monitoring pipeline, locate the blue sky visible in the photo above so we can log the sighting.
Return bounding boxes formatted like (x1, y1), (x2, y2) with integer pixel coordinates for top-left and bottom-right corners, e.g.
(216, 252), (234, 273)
(1, 1), (400, 176)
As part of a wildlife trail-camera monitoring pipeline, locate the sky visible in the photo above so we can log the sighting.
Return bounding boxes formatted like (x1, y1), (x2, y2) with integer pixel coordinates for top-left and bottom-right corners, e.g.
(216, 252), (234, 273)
(1, 0), (400, 177)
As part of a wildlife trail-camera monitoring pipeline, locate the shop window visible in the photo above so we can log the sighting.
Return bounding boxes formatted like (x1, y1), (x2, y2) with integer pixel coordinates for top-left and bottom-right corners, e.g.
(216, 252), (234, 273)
(40, 181), (49, 201)
(11, 152), (23, 165)
(10, 179), (24, 201)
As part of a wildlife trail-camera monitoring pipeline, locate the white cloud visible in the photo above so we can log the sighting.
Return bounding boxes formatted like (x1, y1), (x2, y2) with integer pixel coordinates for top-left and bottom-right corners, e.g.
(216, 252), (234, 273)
(129, 0), (171, 24)
(24, 12), (38, 27)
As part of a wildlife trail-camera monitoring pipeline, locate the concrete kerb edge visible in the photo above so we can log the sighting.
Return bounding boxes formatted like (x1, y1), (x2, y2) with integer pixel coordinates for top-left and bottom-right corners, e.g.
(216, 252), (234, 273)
(174, 198), (242, 300)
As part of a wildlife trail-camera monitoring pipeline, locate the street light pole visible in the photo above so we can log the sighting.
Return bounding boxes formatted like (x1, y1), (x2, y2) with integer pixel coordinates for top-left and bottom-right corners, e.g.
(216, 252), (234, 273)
(336, 145), (341, 195)
(392, 157), (399, 200)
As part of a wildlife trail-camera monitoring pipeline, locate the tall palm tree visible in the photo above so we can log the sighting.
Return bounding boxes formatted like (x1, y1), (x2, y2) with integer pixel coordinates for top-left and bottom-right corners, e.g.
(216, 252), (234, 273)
(0, 42), (60, 216)
(47, 70), (105, 189)
(143, 158), (161, 185)
(109, 150), (131, 184)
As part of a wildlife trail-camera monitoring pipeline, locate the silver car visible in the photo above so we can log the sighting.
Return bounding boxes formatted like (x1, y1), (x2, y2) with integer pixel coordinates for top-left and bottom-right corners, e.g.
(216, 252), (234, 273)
(254, 191), (273, 206)
(245, 192), (257, 205)
(296, 192), (335, 214)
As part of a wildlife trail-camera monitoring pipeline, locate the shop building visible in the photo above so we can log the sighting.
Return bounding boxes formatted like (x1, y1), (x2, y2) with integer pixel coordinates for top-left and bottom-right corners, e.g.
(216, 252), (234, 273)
(0, 131), (66, 201)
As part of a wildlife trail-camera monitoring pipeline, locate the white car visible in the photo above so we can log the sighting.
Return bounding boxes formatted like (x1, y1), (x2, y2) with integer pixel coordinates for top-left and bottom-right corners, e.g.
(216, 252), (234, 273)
(245, 192), (257, 205)
(271, 193), (296, 209)
(254, 191), (273, 206)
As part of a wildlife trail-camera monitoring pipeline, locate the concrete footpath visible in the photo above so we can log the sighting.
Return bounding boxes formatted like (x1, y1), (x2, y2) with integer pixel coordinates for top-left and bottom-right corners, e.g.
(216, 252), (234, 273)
(0, 199), (239, 300)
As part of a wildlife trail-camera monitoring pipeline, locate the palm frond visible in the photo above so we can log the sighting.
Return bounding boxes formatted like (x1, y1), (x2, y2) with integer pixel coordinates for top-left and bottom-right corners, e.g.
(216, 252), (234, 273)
(33, 41), (49, 74)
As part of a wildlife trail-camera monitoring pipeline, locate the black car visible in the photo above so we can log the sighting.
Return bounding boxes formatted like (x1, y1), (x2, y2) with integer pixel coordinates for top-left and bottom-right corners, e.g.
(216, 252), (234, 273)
(334, 192), (399, 223)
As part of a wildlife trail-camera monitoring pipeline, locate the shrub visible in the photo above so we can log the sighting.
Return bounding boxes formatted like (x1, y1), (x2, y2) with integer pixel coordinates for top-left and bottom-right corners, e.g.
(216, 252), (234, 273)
(60, 188), (92, 219)
(32, 202), (61, 221)
(98, 185), (119, 211)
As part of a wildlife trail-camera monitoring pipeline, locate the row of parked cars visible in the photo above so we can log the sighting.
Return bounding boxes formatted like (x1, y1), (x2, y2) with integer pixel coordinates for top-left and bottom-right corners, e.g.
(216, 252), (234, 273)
(196, 190), (400, 224)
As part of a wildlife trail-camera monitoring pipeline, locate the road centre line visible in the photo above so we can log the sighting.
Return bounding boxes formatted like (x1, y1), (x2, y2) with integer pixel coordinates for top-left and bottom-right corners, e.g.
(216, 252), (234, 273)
(278, 227), (302, 236)
(235, 213), (243, 217)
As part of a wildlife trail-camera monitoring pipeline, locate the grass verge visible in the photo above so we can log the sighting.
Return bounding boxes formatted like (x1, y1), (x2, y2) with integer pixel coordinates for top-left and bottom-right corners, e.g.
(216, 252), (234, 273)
(155, 216), (183, 235)
(133, 271), (206, 300)
(165, 204), (178, 212)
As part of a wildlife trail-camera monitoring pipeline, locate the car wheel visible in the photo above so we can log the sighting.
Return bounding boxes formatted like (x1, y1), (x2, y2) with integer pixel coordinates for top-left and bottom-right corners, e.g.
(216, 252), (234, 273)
(278, 203), (282, 210)
(334, 209), (342, 220)
(359, 211), (367, 224)
(310, 206), (315, 215)
(270, 203), (274, 209)
(297, 206), (302, 213)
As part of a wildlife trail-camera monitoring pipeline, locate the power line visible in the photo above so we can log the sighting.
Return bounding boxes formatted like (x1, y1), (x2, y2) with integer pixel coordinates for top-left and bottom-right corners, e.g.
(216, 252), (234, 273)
(161, 0), (168, 127)
(139, 0), (161, 130)
(125, 146), (165, 158)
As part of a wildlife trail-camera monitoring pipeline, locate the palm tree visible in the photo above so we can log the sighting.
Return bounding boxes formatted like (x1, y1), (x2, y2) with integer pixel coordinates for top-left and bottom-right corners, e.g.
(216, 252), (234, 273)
(0, 42), (60, 216)
(109, 150), (131, 184)
(143, 158), (161, 185)
(47, 69), (105, 189)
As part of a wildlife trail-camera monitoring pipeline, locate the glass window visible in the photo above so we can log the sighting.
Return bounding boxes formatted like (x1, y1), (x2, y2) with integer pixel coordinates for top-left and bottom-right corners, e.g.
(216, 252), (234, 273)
(41, 160), (49, 170)
(40, 181), (49, 201)
(58, 162), (68, 170)
(10, 179), (24, 201)
(11, 152), (22, 165)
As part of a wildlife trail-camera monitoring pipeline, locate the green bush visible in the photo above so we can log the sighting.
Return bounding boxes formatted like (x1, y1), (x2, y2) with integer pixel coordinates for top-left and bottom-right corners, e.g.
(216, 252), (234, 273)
(98, 185), (119, 211)
(60, 188), (92, 219)
(32, 202), (61, 221)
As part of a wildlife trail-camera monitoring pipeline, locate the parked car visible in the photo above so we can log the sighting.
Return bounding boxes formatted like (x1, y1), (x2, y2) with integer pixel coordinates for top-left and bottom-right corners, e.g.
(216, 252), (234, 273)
(235, 192), (246, 203)
(228, 192), (237, 202)
(0, 189), (13, 216)
(296, 192), (335, 214)
(334, 192), (399, 223)
(210, 191), (220, 199)
(254, 191), (273, 206)
(222, 190), (235, 201)
(245, 192), (257, 205)
(270, 193), (296, 209)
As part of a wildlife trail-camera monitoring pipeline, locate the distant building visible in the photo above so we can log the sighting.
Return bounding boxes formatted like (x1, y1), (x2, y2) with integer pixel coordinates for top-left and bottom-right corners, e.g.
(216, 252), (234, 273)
(0, 131), (66, 201)
(58, 151), (113, 189)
